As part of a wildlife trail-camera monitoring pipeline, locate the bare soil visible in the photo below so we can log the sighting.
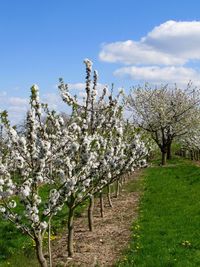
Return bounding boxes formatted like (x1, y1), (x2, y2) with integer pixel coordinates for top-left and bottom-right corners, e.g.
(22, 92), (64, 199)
(52, 172), (141, 267)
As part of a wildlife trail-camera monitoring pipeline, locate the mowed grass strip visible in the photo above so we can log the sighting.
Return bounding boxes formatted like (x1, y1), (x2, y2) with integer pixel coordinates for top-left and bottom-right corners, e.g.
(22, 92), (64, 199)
(117, 158), (200, 267)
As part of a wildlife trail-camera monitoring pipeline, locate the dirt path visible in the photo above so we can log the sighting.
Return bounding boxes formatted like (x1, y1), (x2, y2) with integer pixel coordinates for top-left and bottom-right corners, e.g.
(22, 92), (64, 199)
(52, 172), (141, 267)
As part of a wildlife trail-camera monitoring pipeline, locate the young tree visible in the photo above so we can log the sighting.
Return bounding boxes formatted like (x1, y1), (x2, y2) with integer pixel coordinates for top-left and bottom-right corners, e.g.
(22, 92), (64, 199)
(56, 59), (148, 256)
(0, 86), (66, 267)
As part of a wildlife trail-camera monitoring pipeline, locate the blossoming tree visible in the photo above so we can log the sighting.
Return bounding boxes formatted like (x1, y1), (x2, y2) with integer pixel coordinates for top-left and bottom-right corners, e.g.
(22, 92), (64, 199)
(56, 59), (148, 256)
(126, 83), (200, 165)
(0, 86), (67, 267)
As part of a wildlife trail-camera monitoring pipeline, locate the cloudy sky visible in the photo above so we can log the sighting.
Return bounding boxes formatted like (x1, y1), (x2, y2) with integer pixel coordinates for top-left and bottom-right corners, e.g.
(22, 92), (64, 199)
(1, 0), (200, 123)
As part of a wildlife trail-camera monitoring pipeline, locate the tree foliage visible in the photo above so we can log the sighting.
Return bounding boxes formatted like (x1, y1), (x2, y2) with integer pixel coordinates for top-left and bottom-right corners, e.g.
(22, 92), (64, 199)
(126, 83), (200, 164)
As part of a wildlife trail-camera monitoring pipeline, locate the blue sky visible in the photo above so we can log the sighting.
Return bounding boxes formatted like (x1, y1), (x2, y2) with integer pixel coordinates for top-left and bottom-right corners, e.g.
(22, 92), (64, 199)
(1, 0), (200, 123)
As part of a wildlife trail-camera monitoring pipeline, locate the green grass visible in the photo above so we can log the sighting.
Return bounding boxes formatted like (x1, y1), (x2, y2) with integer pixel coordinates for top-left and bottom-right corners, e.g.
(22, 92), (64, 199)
(117, 157), (200, 267)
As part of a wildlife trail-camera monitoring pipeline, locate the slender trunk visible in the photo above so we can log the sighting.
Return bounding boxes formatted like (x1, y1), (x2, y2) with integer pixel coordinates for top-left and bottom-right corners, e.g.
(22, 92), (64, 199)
(167, 142), (172, 160)
(100, 192), (104, 218)
(115, 180), (120, 198)
(67, 206), (75, 257)
(35, 236), (48, 267)
(196, 151), (199, 161)
(48, 219), (52, 267)
(107, 184), (113, 208)
(161, 151), (167, 165)
(123, 175), (126, 184)
(190, 150), (194, 160)
(88, 195), (94, 232)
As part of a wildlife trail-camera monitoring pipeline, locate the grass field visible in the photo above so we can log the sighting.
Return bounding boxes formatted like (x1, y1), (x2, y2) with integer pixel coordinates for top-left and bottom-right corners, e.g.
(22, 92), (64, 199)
(117, 157), (200, 267)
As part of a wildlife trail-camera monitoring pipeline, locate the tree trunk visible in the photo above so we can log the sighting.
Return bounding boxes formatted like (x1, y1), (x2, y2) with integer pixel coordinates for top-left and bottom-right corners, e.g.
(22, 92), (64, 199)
(196, 151), (199, 161)
(190, 150), (194, 160)
(100, 192), (104, 218)
(161, 151), (167, 165)
(35, 236), (48, 267)
(107, 184), (113, 208)
(48, 219), (52, 267)
(123, 175), (127, 183)
(167, 142), (172, 160)
(115, 180), (120, 198)
(67, 206), (75, 257)
(88, 195), (94, 232)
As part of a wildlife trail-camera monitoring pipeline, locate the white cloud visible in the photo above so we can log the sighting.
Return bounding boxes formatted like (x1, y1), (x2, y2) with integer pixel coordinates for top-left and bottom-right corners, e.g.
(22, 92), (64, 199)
(68, 83), (86, 90)
(42, 93), (63, 110)
(78, 91), (87, 98)
(8, 105), (28, 111)
(0, 95), (29, 124)
(99, 20), (200, 66)
(68, 82), (107, 92)
(0, 91), (7, 97)
(0, 95), (28, 107)
(66, 82), (108, 98)
(53, 83), (86, 91)
(143, 20), (200, 58)
(8, 97), (28, 106)
(114, 66), (200, 86)
(100, 40), (184, 65)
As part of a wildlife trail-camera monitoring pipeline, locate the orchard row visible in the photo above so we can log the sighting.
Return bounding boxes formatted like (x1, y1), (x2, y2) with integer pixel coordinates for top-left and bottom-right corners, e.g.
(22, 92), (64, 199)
(0, 60), (148, 267)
